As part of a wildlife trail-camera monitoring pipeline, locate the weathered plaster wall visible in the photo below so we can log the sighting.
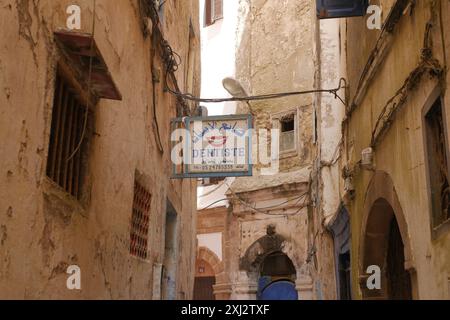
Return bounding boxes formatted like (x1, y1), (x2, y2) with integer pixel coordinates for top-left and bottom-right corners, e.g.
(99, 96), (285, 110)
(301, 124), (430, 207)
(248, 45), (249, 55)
(310, 17), (348, 300)
(233, 0), (315, 183)
(223, 0), (328, 300)
(0, 0), (200, 299)
(196, 206), (229, 299)
(343, 0), (450, 299)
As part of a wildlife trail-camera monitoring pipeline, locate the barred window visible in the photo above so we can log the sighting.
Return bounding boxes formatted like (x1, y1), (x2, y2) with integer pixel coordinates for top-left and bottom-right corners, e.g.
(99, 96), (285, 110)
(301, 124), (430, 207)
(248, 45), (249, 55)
(130, 181), (151, 260)
(46, 70), (92, 199)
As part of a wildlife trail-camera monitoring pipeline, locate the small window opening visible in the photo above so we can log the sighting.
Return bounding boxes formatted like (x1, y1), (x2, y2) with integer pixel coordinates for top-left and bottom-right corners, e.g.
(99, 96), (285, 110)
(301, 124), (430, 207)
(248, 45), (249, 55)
(279, 114), (296, 153)
(130, 181), (151, 260)
(46, 70), (93, 199)
(281, 118), (295, 133)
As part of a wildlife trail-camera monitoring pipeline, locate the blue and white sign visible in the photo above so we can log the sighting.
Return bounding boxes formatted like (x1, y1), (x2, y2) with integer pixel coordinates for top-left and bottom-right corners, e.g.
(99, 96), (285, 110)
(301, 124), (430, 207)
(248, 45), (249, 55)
(171, 115), (253, 179)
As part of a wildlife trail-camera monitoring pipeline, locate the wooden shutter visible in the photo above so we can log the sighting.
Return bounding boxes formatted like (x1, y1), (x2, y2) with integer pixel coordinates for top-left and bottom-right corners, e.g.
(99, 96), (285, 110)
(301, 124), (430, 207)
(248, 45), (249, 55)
(193, 277), (215, 300)
(204, 0), (212, 26)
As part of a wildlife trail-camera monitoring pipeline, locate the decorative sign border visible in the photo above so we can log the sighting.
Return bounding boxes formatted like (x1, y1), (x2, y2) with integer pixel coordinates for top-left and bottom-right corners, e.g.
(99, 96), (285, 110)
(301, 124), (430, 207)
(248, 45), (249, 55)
(171, 114), (253, 179)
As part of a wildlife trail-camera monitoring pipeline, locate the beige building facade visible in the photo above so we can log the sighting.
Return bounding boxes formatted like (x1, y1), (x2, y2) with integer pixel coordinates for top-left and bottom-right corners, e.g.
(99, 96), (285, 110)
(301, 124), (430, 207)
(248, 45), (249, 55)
(336, 0), (450, 299)
(0, 0), (200, 299)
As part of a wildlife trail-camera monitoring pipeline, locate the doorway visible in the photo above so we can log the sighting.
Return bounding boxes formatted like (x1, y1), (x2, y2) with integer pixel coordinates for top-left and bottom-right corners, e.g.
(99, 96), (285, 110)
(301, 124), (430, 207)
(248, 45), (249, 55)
(193, 259), (216, 300)
(329, 206), (352, 300)
(362, 198), (413, 300)
(162, 200), (178, 300)
(386, 216), (412, 299)
(257, 252), (297, 300)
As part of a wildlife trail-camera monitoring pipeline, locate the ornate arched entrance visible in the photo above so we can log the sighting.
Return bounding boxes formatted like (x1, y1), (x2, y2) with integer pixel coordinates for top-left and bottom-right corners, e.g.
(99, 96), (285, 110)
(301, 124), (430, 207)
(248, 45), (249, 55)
(359, 171), (416, 300)
(239, 225), (313, 300)
(258, 251), (298, 300)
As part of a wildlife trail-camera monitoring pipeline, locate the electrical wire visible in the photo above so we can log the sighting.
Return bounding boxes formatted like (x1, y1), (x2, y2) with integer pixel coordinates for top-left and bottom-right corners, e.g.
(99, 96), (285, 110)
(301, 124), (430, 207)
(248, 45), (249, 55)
(438, 0), (448, 70)
(150, 1), (348, 119)
(67, 0), (96, 162)
(198, 179), (229, 198)
(225, 181), (310, 217)
(306, 229), (320, 266)
(370, 18), (444, 147)
(198, 188), (310, 213)
(347, 0), (413, 117)
(164, 71), (347, 105)
(199, 198), (229, 210)
(158, 34), (347, 106)
(151, 31), (164, 153)
(321, 137), (344, 167)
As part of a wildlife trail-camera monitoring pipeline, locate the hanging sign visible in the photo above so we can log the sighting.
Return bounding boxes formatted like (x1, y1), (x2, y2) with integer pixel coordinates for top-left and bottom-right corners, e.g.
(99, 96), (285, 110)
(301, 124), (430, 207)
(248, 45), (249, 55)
(171, 115), (253, 179)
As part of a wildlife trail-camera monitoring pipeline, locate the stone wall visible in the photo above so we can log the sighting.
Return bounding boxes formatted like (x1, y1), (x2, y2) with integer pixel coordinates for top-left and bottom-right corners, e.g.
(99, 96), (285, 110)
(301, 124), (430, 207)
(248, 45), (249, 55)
(0, 0), (200, 299)
(342, 0), (450, 299)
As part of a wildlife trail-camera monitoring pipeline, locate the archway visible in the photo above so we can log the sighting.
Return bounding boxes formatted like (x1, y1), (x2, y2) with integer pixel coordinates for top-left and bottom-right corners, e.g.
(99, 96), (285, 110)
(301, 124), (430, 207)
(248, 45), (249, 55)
(193, 259), (215, 300)
(239, 225), (311, 300)
(258, 252), (297, 300)
(194, 247), (228, 300)
(360, 171), (416, 300)
(328, 206), (351, 300)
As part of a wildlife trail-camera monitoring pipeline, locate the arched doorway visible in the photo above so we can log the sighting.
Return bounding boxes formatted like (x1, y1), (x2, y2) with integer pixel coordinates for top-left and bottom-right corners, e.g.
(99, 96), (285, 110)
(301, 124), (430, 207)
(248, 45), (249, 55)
(193, 259), (215, 300)
(258, 252), (297, 300)
(386, 213), (412, 299)
(239, 225), (310, 300)
(328, 206), (351, 300)
(194, 247), (228, 300)
(360, 171), (416, 300)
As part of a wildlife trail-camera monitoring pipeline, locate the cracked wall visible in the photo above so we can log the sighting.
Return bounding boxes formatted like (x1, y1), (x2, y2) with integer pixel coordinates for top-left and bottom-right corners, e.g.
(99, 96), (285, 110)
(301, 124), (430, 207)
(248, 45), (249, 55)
(343, 0), (450, 299)
(0, 0), (200, 299)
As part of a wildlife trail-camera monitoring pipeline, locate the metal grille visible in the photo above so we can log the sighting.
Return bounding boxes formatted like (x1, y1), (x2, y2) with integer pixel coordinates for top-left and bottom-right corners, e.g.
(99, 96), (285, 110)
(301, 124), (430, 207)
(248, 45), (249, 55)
(46, 71), (90, 199)
(130, 181), (151, 260)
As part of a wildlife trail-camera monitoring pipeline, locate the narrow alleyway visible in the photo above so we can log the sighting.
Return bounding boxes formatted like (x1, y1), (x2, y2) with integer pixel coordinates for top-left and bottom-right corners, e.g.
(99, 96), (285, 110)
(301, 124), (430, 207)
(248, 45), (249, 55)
(0, 0), (450, 303)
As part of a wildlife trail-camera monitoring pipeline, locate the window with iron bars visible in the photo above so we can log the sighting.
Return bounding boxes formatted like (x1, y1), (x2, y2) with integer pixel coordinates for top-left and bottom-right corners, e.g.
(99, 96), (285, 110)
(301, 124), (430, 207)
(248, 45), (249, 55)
(46, 69), (93, 199)
(130, 181), (151, 260)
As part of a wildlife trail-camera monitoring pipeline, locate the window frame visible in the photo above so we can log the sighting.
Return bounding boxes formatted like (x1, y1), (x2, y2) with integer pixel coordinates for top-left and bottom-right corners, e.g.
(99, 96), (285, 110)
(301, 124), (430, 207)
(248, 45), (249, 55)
(422, 87), (450, 239)
(130, 179), (152, 261)
(45, 59), (96, 203)
(204, 0), (223, 27)
(272, 109), (299, 159)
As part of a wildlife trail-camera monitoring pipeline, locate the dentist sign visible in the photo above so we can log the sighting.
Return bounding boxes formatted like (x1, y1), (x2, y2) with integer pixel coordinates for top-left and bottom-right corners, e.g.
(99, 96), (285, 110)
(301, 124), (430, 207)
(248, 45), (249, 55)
(171, 115), (253, 178)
